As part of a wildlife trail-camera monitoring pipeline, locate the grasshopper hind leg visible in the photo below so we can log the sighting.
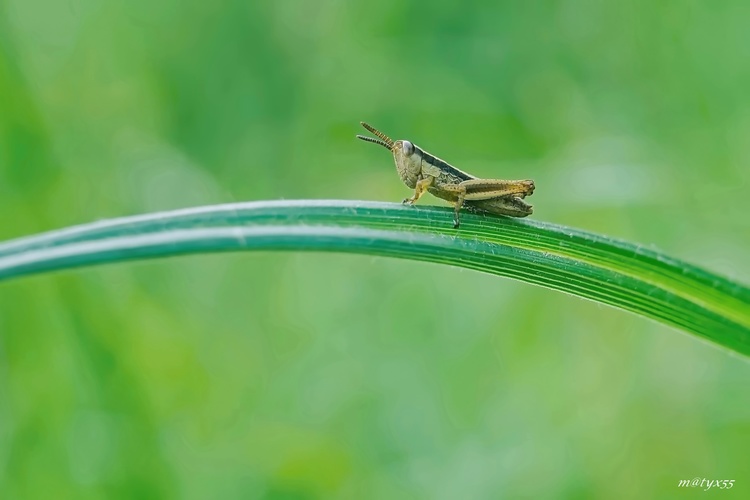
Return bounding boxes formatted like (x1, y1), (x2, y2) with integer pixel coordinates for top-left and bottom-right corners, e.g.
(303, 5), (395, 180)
(467, 196), (533, 218)
(441, 179), (534, 227)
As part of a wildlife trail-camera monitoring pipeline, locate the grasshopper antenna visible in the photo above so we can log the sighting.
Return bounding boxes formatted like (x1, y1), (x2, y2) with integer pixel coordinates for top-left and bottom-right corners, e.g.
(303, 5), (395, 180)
(356, 134), (392, 150)
(358, 122), (394, 150)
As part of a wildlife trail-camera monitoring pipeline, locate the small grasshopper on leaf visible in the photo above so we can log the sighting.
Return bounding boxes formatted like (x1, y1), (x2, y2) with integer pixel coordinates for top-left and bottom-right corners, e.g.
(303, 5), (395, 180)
(356, 122), (535, 228)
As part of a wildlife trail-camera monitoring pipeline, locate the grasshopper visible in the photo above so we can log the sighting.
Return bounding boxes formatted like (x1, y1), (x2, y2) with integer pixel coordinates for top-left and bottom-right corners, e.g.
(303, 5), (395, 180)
(356, 122), (535, 228)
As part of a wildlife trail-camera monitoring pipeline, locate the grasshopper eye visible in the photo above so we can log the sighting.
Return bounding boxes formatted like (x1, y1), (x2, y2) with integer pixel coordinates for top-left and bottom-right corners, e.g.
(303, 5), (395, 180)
(402, 140), (414, 156)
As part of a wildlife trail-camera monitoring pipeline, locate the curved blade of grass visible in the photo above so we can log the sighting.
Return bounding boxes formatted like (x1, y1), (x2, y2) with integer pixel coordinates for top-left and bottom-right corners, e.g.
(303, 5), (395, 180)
(0, 200), (748, 356)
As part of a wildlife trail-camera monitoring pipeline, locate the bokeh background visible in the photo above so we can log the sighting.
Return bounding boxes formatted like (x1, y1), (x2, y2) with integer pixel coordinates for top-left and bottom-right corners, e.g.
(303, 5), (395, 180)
(1, 1), (749, 498)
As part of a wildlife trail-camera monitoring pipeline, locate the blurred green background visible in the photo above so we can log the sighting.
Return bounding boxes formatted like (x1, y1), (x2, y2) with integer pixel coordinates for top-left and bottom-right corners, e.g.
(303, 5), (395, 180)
(1, 0), (749, 498)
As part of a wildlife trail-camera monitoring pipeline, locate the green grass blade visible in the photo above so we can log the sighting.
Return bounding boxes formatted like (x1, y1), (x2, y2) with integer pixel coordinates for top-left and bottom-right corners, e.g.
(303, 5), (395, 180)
(0, 200), (748, 356)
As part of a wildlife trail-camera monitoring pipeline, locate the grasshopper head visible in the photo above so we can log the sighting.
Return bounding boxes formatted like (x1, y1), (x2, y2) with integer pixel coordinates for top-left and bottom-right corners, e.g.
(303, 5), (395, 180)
(357, 122), (421, 189)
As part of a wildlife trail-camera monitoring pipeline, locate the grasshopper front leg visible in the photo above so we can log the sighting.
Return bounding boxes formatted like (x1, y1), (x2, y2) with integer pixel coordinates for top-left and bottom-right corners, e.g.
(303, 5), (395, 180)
(443, 179), (535, 228)
(403, 176), (434, 205)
